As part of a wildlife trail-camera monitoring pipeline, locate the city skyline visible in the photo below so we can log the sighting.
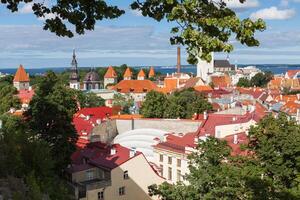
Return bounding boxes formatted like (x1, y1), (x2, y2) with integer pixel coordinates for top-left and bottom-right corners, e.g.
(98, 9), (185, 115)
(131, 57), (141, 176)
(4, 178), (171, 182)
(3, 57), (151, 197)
(1, 0), (300, 68)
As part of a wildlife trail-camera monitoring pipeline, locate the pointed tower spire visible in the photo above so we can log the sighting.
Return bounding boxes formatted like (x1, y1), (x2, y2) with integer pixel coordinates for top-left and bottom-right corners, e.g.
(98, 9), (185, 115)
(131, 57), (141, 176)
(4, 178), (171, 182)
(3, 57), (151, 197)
(69, 49), (80, 90)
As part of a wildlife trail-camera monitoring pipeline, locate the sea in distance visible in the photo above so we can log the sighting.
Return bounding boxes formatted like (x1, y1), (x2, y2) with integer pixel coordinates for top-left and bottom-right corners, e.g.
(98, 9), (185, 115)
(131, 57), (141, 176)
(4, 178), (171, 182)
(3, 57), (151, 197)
(0, 64), (300, 76)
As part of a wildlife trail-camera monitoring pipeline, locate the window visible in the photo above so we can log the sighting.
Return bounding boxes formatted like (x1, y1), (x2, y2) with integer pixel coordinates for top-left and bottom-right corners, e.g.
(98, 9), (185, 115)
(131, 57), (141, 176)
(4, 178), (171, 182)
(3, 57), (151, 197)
(160, 165), (163, 177)
(177, 159), (181, 167)
(119, 187), (125, 196)
(123, 171), (129, 179)
(159, 154), (163, 162)
(86, 170), (94, 180)
(168, 156), (172, 164)
(168, 167), (172, 180)
(177, 170), (181, 182)
(98, 191), (104, 200)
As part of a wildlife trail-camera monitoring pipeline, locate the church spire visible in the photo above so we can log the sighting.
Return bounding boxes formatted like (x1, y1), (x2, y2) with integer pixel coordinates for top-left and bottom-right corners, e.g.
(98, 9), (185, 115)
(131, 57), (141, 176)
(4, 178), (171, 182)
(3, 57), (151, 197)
(71, 49), (78, 68)
(69, 49), (80, 89)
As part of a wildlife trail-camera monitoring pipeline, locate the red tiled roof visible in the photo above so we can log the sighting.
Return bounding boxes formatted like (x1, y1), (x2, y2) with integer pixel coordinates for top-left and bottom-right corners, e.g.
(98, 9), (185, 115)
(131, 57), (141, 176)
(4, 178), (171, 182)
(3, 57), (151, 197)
(237, 87), (264, 99)
(281, 101), (300, 115)
(137, 69), (146, 78)
(224, 132), (250, 156)
(274, 94), (298, 102)
(196, 112), (256, 137)
(70, 142), (141, 171)
(286, 70), (300, 78)
(17, 89), (34, 104)
(123, 67), (132, 78)
(194, 85), (213, 92)
(13, 65), (29, 82)
(209, 89), (232, 98)
(73, 107), (113, 147)
(112, 80), (158, 93)
(154, 132), (197, 154)
(104, 66), (117, 78)
(211, 76), (230, 88)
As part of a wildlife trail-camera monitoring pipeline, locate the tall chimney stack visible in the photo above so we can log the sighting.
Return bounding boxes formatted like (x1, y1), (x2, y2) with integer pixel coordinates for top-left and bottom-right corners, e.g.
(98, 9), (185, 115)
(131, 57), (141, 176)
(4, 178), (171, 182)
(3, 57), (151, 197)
(177, 46), (181, 74)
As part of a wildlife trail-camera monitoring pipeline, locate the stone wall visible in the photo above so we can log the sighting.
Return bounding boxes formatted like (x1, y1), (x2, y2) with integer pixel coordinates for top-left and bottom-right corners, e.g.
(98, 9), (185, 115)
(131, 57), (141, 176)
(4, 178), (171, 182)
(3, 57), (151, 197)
(116, 119), (201, 134)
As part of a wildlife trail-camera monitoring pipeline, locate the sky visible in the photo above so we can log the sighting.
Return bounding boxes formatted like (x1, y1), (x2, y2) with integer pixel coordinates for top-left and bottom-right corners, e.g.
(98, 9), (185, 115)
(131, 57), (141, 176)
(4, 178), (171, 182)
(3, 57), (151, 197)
(1, 0), (300, 68)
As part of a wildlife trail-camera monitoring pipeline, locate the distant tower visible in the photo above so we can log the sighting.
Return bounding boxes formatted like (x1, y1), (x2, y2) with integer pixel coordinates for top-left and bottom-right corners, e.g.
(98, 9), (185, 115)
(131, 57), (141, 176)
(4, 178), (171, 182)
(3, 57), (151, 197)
(13, 65), (30, 91)
(177, 47), (181, 73)
(69, 50), (80, 90)
(148, 66), (155, 78)
(196, 52), (214, 83)
(137, 69), (146, 80)
(123, 67), (132, 80)
(104, 66), (117, 88)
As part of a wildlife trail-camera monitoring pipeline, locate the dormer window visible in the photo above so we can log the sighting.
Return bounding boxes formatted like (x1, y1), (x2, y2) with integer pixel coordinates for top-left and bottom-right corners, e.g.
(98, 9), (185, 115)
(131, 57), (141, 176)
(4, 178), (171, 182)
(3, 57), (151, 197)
(123, 171), (129, 179)
(129, 88), (134, 92)
(143, 88), (147, 92)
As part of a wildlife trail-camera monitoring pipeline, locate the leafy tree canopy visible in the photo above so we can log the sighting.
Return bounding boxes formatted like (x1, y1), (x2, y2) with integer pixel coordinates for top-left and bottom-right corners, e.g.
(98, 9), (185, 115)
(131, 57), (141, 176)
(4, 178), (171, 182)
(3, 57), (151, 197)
(0, 79), (20, 114)
(25, 71), (78, 173)
(2, 0), (265, 63)
(113, 93), (134, 114)
(141, 90), (168, 118)
(237, 71), (273, 88)
(149, 113), (300, 200)
(141, 89), (212, 119)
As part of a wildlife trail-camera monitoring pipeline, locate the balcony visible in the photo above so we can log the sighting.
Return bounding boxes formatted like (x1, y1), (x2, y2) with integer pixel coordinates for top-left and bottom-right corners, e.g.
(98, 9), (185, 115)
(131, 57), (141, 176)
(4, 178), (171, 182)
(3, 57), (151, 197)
(71, 179), (111, 199)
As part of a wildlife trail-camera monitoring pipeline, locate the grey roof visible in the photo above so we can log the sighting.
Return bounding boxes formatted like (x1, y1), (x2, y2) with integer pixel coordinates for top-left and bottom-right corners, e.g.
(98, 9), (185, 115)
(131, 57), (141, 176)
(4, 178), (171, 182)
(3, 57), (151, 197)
(212, 98), (233, 105)
(214, 60), (231, 68)
(271, 102), (283, 112)
(84, 71), (100, 82)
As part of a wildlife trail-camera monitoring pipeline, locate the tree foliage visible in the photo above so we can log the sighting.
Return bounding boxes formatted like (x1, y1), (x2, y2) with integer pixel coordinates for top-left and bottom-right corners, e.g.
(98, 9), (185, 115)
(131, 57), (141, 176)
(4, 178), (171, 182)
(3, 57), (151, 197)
(237, 71), (273, 88)
(141, 89), (212, 119)
(75, 91), (106, 108)
(25, 71), (78, 173)
(140, 91), (168, 118)
(149, 114), (300, 199)
(113, 93), (134, 114)
(0, 79), (20, 114)
(2, 0), (265, 63)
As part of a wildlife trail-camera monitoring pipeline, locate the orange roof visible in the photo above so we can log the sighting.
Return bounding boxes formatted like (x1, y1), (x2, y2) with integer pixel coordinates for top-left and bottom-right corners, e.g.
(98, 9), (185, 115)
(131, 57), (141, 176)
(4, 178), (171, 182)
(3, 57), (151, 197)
(281, 101), (300, 115)
(274, 95), (298, 102)
(104, 66), (117, 78)
(286, 70), (300, 78)
(211, 76), (230, 88)
(110, 114), (142, 119)
(123, 67), (132, 78)
(112, 80), (158, 93)
(13, 65), (29, 82)
(268, 77), (282, 89)
(149, 67), (155, 77)
(194, 85), (213, 92)
(137, 69), (146, 78)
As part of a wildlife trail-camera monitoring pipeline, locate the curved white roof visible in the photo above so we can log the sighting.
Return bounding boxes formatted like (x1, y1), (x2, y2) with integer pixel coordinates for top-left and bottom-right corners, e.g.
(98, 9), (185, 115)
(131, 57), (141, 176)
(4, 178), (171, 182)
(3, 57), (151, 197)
(113, 128), (169, 162)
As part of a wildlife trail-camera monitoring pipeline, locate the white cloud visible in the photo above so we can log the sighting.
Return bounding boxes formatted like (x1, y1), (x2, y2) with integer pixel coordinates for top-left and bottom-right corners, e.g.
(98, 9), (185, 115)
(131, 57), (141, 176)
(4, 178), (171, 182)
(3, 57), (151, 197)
(250, 6), (296, 20)
(224, 0), (259, 9)
(130, 9), (143, 17)
(19, 3), (33, 14)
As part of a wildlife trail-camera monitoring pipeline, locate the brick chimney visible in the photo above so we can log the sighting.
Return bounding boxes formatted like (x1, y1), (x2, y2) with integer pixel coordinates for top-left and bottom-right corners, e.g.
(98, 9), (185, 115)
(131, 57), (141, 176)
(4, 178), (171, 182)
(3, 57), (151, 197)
(177, 46), (181, 73)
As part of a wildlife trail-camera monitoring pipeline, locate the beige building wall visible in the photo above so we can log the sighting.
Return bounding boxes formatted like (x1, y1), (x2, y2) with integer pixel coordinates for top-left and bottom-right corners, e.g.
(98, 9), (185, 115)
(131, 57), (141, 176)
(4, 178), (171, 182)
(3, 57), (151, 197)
(215, 119), (256, 138)
(84, 154), (164, 200)
(153, 149), (189, 184)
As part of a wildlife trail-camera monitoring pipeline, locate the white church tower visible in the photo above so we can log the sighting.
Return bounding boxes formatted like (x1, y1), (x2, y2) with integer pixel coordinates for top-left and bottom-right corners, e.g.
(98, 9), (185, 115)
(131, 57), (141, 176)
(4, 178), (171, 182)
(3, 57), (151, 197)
(69, 49), (80, 90)
(197, 52), (214, 83)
